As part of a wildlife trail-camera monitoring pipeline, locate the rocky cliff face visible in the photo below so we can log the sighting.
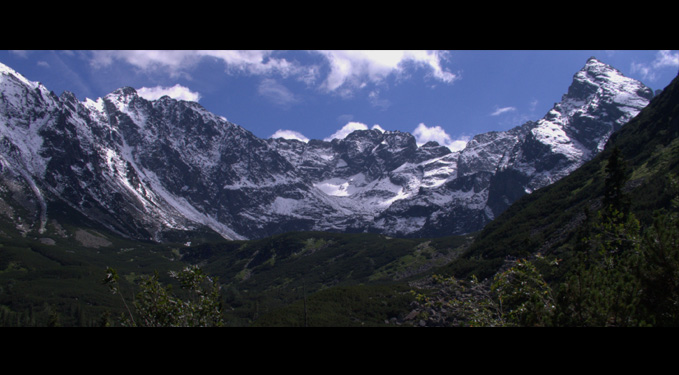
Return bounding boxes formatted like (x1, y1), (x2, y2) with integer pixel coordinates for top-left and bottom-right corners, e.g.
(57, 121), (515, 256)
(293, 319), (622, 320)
(0, 58), (654, 241)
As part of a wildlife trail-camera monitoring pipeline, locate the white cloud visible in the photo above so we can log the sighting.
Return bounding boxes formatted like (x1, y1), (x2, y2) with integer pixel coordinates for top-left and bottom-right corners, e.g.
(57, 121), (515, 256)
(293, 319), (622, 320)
(632, 50), (679, 82)
(87, 50), (458, 98)
(90, 50), (315, 81)
(529, 99), (538, 112)
(315, 50), (458, 92)
(137, 84), (202, 102)
(325, 122), (466, 151)
(90, 50), (201, 77)
(270, 129), (309, 143)
(653, 50), (679, 68)
(447, 138), (470, 152)
(9, 50), (30, 58)
(412, 123), (468, 152)
(631, 62), (653, 81)
(372, 124), (385, 133)
(257, 79), (299, 108)
(324, 122), (385, 141)
(199, 50), (316, 79)
(325, 122), (369, 141)
(368, 89), (391, 110)
(490, 106), (517, 116)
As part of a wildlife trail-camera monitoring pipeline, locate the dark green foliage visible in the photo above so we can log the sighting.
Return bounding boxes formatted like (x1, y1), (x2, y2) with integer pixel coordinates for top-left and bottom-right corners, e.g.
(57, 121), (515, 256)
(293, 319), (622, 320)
(555, 209), (644, 326)
(635, 183), (679, 326)
(554, 179), (679, 327)
(251, 284), (414, 327)
(443, 73), (679, 287)
(411, 257), (557, 327)
(411, 274), (504, 327)
(0, 220), (191, 326)
(1, 215), (470, 326)
(104, 265), (225, 327)
(602, 146), (630, 219)
(414, 190), (678, 327)
(491, 258), (556, 327)
(437, 256), (505, 282)
(183, 231), (471, 325)
(417, 73), (679, 326)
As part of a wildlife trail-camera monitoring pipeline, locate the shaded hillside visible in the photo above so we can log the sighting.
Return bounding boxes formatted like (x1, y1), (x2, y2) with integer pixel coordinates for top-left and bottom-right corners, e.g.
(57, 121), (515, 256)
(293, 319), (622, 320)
(178, 231), (472, 325)
(440, 71), (679, 282)
(0, 218), (190, 327)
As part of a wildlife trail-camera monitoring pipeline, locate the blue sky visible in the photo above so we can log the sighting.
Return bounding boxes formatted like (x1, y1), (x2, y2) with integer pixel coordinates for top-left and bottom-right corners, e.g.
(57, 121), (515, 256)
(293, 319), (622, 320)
(1, 50), (677, 151)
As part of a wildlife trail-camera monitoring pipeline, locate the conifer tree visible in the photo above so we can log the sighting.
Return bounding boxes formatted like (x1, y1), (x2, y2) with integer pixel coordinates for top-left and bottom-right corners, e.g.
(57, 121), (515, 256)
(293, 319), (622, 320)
(556, 146), (643, 326)
(636, 177), (679, 326)
(603, 146), (630, 222)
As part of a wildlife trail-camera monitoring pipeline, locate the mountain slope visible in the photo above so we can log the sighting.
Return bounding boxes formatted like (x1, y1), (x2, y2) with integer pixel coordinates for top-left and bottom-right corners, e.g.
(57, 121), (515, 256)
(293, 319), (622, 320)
(0, 58), (654, 242)
(268, 57), (654, 237)
(441, 70), (679, 281)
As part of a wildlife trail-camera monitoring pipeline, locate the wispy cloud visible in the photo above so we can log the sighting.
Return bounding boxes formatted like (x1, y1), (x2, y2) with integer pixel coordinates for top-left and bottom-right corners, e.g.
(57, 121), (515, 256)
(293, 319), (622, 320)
(490, 106), (517, 116)
(489, 101), (541, 131)
(631, 50), (679, 82)
(257, 79), (300, 108)
(200, 50), (318, 82)
(90, 50), (201, 78)
(528, 99), (538, 112)
(368, 89), (391, 110)
(137, 84), (202, 102)
(654, 50), (679, 68)
(412, 123), (468, 152)
(9, 50), (30, 58)
(89, 50), (314, 81)
(87, 50), (458, 98)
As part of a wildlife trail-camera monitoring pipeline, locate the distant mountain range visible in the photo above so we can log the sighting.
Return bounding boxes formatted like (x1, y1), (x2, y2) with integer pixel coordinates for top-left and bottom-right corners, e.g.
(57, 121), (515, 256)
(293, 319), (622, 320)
(0, 58), (655, 242)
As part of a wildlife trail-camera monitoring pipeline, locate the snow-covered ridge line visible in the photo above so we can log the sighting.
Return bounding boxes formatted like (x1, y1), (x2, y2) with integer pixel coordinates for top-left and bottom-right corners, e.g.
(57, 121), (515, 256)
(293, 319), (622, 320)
(0, 62), (41, 91)
(0, 58), (654, 241)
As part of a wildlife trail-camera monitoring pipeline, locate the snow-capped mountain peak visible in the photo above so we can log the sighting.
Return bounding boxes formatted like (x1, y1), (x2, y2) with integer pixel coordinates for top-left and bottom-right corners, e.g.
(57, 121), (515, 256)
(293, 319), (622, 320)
(0, 58), (654, 240)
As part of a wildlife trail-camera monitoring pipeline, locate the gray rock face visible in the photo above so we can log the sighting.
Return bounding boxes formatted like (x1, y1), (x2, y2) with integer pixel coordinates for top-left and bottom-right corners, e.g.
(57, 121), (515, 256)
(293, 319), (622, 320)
(0, 58), (654, 241)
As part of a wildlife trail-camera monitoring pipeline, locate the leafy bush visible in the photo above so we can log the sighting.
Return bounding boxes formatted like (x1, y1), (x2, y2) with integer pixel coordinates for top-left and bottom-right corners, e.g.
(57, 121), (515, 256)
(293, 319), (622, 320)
(103, 265), (225, 327)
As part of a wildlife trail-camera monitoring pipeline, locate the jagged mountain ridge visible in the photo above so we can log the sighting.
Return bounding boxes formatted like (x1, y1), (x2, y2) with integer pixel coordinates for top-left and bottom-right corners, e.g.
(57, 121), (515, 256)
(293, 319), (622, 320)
(0, 58), (654, 241)
(267, 57), (654, 237)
